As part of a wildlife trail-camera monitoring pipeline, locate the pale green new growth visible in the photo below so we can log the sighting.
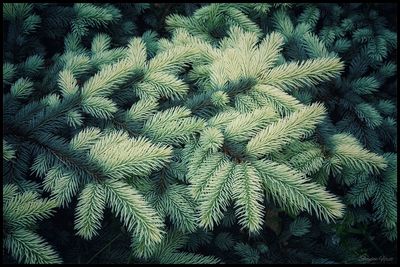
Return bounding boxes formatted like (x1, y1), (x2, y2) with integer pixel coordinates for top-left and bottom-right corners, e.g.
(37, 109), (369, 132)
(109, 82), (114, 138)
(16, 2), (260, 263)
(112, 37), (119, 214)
(199, 127), (224, 152)
(224, 107), (277, 143)
(255, 31), (285, 71)
(162, 184), (197, 233)
(198, 160), (235, 230)
(81, 59), (138, 99)
(4, 190), (57, 228)
(125, 98), (159, 126)
(207, 110), (241, 130)
(4, 229), (62, 264)
(142, 107), (205, 144)
(189, 152), (227, 199)
(50, 170), (80, 207)
(330, 133), (387, 174)
(74, 182), (106, 239)
(69, 127), (101, 152)
(261, 57), (344, 91)
(3, 185), (62, 264)
(89, 132), (172, 178)
(104, 179), (165, 247)
(81, 96), (118, 119)
(246, 103), (326, 157)
(91, 33), (112, 54)
(232, 163), (264, 233)
(253, 159), (345, 222)
(251, 85), (304, 116)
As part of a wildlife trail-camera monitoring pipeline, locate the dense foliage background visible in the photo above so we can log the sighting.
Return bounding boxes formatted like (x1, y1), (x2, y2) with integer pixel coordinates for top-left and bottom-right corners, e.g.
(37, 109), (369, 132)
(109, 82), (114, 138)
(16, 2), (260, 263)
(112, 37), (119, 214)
(2, 3), (397, 264)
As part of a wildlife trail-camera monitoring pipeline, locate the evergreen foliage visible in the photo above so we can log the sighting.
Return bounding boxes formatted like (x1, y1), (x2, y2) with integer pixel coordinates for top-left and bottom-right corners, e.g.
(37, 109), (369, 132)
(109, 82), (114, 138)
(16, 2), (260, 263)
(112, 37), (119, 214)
(2, 2), (397, 264)
(3, 184), (62, 264)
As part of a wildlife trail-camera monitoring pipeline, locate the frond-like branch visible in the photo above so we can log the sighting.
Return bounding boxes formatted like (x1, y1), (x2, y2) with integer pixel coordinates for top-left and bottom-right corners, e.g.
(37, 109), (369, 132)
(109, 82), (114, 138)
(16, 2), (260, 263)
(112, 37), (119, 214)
(252, 159), (345, 222)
